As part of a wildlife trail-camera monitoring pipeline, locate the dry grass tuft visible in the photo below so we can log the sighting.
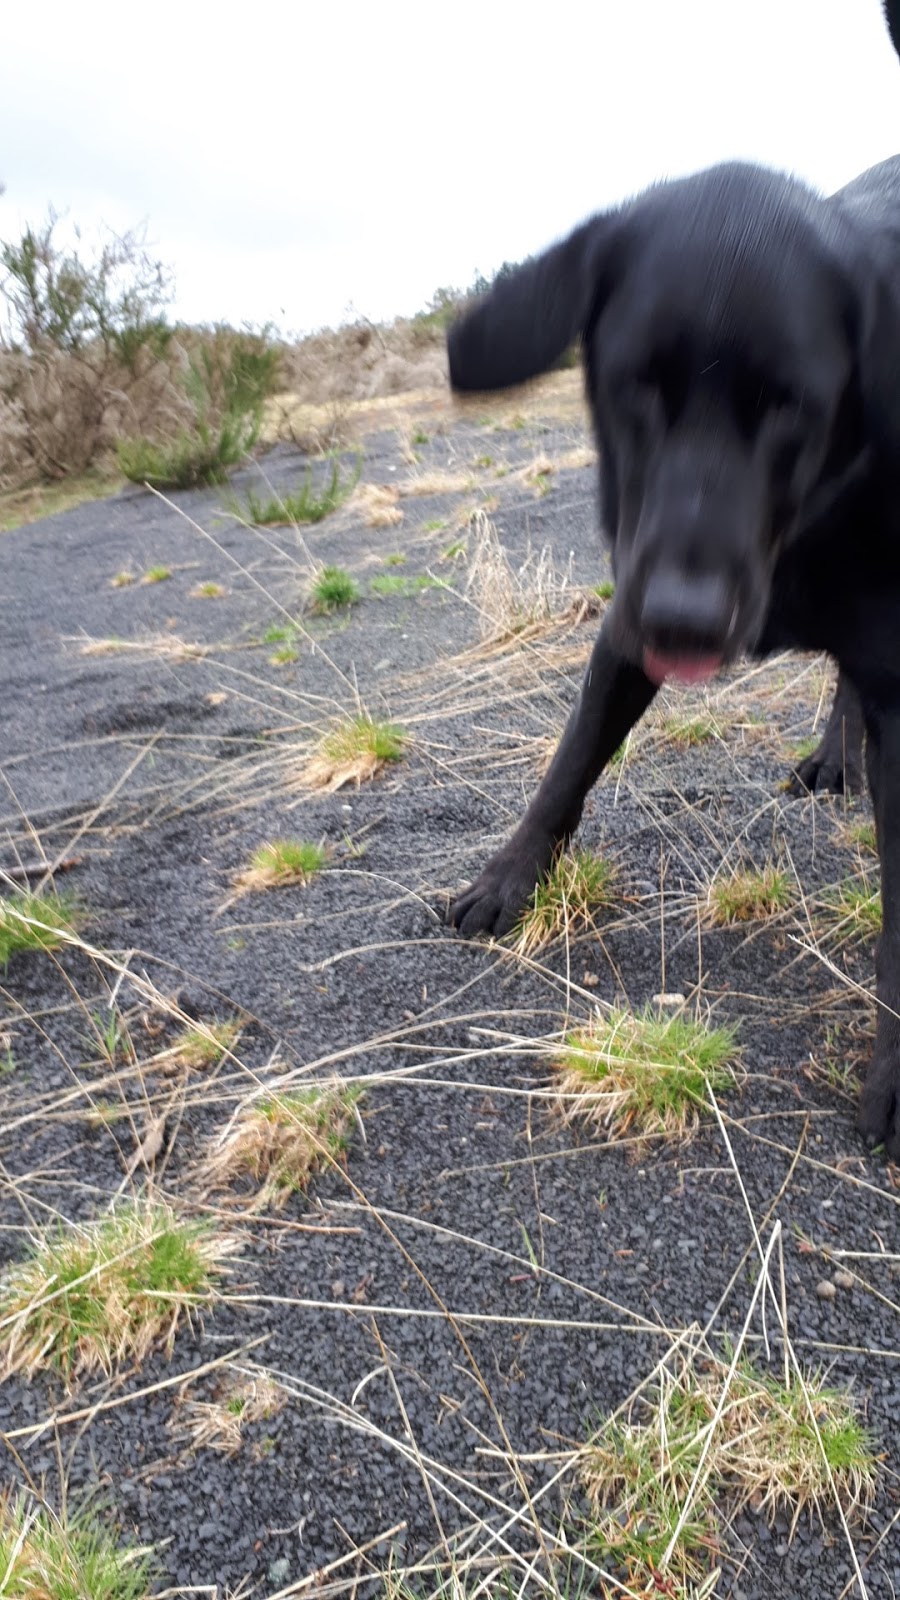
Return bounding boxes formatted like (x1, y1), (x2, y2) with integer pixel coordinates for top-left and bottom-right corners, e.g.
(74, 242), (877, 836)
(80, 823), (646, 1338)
(705, 864), (792, 925)
(465, 509), (576, 643)
(553, 1006), (739, 1141)
(0, 1198), (235, 1381)
(301, 714), (408, 792)
(200, 1081), (362, 1211)
(175, 1370), (285, 1455)
(353, 482), (404, 527)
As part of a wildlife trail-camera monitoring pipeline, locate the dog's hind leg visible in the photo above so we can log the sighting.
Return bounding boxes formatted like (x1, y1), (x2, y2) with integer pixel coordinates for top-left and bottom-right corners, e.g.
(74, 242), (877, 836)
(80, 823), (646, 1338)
(448, 626), (657, 937)
(785, 667), (865, 797)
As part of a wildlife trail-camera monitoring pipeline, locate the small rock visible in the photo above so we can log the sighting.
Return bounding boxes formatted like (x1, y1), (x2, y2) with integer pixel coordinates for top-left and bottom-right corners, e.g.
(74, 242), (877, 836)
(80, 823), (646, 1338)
(268, 1558), (291, 1586)
(652, 992), (686, 1008)
(816, 1279), (837, 1301)
(833, 1269), (855, 1290)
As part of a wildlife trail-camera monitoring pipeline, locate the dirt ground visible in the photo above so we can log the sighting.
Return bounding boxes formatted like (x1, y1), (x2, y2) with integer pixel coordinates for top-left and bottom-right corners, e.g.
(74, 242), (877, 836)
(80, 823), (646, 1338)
(1, 380), (898, 1599)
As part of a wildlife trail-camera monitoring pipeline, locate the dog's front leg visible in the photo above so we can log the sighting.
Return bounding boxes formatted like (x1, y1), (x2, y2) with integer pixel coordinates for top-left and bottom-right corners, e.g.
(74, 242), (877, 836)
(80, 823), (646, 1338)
(858, 707), (900, 1159)
(449, 625), (657, 937)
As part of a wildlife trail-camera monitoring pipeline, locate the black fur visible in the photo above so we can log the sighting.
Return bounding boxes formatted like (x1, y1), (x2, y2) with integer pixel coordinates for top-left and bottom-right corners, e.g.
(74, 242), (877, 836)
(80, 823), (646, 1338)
(446, 15), (900, 1159)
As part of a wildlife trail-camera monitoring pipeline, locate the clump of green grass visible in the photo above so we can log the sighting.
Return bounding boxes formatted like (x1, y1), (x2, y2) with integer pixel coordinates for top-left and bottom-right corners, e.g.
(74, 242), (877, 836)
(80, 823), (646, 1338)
(844, 819), (877, 855)
(581, 1349), (877, 1589)
(140, 564), (171, 584)
(0, 1489), (154, 1600)
(241, 457), (359, 526)
(593, 578), (615, 601)
(270, 644), (299, 666)
(190, 580), (226, 599)
(820, 877), (883, 940)
(0, 890), (78, 965)
(201, 1081), (362, 1211)
(0, 1199), (233, 1380)
(662, 712), (721, 749)
(706, 864), (792, 925)
(370, 573), (442, 598)
(238, 838), (327, 892)
(553, 1006), (739, 1140)
(166, 1019), (241, 1070)
(309, 565), (360, 614)
(514, 848), (615, 955)
(303, 714), (408, 792)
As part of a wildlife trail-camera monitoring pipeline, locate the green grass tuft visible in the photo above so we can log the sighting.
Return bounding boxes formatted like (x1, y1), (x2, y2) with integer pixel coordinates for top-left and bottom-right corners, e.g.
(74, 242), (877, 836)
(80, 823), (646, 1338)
(706, 864), (792, 925)
(309, 565), (360, 613)
(0, 1198), (232, 1379)
(0, 890), (79, 965)
(241, 457), (359, 526)
(554, 1006), (739, 1140)
(514, 848), (616, 955)
(202, 1081), (362, 1211)
(0, 1490), (154, 1600)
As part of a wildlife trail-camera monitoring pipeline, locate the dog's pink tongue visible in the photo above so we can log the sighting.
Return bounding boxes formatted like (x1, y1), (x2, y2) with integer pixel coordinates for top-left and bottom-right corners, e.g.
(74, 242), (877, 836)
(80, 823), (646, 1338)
(643, 650), (723, 685)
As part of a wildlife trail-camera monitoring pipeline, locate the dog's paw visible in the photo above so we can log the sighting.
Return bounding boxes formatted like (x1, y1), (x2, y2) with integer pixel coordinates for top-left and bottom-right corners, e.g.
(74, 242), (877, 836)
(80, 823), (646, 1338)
(785, 739), (864, 799)
(448, 840), (552, 939)
(858, 1055), (900, 1162)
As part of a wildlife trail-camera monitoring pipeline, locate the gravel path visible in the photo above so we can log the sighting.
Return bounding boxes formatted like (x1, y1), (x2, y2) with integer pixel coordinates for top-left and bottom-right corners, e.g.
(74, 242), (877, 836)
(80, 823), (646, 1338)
(0, 403), (897, 1598)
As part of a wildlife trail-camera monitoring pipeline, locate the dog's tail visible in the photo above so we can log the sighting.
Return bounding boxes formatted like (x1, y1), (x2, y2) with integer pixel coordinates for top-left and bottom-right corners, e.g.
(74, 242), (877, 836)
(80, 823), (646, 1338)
(447, 215), (612, 394)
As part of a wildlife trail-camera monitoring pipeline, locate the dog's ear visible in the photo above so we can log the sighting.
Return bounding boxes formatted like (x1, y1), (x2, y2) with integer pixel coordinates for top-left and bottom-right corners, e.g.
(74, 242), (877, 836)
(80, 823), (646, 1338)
(447, 214), (620, 393)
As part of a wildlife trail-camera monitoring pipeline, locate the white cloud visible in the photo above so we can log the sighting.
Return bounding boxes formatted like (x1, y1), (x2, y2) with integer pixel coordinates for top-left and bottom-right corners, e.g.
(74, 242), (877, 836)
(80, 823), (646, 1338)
(2, 0), (899, 331)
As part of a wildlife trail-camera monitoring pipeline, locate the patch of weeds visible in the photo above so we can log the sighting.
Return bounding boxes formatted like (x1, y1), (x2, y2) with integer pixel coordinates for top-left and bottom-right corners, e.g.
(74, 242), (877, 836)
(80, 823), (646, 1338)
(309, 565), (360, 614)
(176, 1370), (285, 1455)
(354, 482), (403, 527)
(370, 572), (443, 598)
(0, 890), (78, 965)
(241, 456), (359, 526)
(110, 570), (135, 588)
(190, 580), (226, 598)
(384, 551), (406, 565)
(440, 536), (466, 561)
(844, 819), (878, 855)
(475, 453), (494, 467)
(580, 1349), (876, 1590)
(0, 1488), (154, 1600)
(791, 734), (820, 764)
(303, 714), (408, 791)
(262, 623), (295, 645)
(514, 848), (616, 956)
(706, 864), (792, 925)
(593, 578), (615, 601)
(167, 1019), (241, 1070)
(662, 712), (721, 749)
(820, 877), (882, 940)
(424, 518), (448, 533)
(201, 1081), (362, 1210)
(237, 838), (327, 892)
(411, 429), (429, 445)
(270, 645), (299, 666)
(553, 1006), (739, 1140)
(0, 1198), (233, 1379)
(140, 565), (171, 584)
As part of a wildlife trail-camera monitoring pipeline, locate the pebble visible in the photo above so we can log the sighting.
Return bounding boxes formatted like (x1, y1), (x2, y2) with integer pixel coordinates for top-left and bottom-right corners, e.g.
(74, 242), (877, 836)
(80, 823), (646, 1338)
(816, 1279), (837, 1301)
(833, 1269), (855, 1290)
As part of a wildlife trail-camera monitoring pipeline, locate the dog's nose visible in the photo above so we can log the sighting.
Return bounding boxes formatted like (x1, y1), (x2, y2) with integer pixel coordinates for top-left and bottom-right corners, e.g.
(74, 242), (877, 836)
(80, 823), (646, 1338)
(640, 569), (733, 653)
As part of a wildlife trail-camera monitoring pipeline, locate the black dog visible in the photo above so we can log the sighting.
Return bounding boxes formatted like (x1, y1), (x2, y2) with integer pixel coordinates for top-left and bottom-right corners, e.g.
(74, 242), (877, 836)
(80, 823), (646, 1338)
(446, 99), (900, 1158)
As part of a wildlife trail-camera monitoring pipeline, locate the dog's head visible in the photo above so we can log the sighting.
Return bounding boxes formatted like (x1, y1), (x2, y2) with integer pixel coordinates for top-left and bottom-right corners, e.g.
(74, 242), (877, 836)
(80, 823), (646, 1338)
(448, 163), (889, 684)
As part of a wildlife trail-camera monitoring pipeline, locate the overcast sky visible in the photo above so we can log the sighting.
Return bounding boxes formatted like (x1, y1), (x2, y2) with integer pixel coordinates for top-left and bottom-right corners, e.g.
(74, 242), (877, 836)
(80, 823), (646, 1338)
(3, 0), (900, 335)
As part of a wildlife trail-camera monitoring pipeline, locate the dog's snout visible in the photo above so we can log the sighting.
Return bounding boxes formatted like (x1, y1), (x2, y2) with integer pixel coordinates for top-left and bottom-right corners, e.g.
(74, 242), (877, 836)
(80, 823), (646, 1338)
(640, 569), (733, 653)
